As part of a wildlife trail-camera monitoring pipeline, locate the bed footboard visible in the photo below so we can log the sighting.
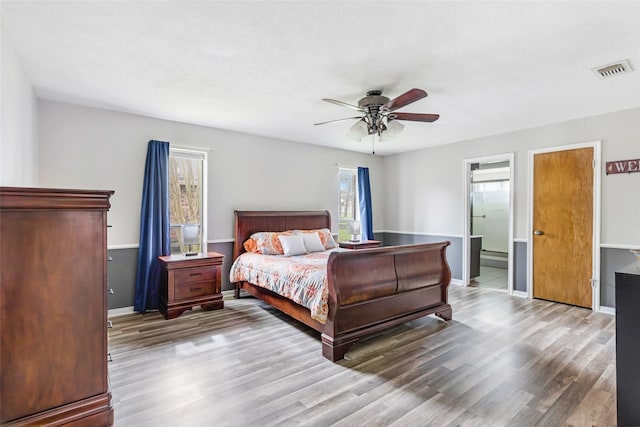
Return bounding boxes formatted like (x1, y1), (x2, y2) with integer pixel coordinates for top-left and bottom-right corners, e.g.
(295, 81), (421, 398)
(322, 241), (452, 361)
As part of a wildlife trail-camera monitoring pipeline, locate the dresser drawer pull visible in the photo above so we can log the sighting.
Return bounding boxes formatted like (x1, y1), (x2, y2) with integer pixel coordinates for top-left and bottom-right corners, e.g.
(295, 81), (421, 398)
(190, 287), (203, 292)
(190, 272), (203, 276)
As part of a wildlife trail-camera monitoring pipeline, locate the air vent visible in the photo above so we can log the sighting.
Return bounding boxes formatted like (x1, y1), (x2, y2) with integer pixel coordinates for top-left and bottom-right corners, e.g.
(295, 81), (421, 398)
(592, 59), (633, 79)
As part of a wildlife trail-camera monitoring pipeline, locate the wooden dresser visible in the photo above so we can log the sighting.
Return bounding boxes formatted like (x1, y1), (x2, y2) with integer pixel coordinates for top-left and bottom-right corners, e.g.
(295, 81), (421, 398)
(158, 252), (224, 319)
(0, 187), (114, 426)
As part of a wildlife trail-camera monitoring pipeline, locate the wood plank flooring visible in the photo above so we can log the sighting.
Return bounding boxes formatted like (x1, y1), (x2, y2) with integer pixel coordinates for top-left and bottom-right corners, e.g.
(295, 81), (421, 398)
(469, 266), (508, 291)
(108, 285), (616, 426)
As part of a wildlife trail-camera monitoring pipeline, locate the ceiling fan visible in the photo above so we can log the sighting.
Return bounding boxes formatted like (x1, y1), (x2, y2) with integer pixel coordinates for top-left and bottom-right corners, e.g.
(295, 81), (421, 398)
(314, 88), (439, 142)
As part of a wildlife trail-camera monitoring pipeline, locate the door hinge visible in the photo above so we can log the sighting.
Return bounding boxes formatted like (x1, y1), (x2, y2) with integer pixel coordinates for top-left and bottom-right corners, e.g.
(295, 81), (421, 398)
(590, 278), (598, 288)
(593, 159), (596, 168)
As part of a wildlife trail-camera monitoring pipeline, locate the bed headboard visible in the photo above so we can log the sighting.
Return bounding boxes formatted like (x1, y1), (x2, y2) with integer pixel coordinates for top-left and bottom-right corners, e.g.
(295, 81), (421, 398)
(233, 210), (332, 260)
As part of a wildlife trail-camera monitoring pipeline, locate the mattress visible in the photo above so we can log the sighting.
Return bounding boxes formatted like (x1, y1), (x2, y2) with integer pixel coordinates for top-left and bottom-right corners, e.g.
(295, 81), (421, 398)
(229, 251), (338, 323)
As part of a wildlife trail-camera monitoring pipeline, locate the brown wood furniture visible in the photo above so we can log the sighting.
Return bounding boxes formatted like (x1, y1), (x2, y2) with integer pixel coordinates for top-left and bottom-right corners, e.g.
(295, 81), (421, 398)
(338, 239), (381, 249)
(232, 210), (452, 361)
(0, 187), (114, 426)
(158, 252), (224, 319)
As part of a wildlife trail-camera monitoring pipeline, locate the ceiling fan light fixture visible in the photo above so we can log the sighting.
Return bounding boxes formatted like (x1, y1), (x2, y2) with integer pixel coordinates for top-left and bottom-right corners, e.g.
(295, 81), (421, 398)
(383, 118), (404, 140)
(348, 119), (368, 141)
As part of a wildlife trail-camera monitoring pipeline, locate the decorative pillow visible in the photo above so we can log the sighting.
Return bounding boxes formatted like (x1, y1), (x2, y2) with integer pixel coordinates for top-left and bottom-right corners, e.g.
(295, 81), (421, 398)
(278, 234), (307, 256)
(301, 232), (326, 253)
(295, 228), (337, 250)
(243, 231), (294, 255)
(243, 238), (259, 253)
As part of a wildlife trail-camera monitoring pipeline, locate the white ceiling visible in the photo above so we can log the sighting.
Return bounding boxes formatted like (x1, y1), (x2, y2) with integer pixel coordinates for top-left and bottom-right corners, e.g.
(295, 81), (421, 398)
(2, 1), (640, 155)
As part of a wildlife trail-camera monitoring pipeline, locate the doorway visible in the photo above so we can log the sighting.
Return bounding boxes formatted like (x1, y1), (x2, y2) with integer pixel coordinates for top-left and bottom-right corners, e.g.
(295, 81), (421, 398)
(528, 142), (601, 309)
(462, 153), (514, 292)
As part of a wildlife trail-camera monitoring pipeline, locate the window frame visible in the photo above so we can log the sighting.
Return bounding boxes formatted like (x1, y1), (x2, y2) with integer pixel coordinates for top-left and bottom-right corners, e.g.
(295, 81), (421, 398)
(337, 167), (359, 242)
(168, 147), (208, 255)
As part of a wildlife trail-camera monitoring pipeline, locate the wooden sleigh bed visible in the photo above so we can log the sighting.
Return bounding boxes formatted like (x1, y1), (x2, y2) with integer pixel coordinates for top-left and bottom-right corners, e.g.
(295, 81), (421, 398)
(231, 210), (452, 361)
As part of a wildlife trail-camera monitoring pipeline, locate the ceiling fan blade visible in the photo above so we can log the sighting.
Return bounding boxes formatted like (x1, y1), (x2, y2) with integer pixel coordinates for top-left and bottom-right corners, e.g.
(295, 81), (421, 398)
(322, 98), (365, 112)
(383, 88), (428, 112)
(314, 116), (363, 126)
(390, 112), (440, 122)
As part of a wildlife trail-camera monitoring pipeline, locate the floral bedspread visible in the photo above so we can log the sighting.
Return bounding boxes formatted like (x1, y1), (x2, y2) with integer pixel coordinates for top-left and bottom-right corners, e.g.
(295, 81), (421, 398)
(229, 251), (333, 323)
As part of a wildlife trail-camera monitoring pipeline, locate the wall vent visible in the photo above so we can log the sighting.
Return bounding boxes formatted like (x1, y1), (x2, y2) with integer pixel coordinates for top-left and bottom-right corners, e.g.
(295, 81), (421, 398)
(592, 59), (633, 79)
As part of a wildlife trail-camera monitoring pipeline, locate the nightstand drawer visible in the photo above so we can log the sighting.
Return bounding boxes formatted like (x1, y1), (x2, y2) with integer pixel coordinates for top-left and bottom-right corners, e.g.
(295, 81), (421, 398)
(174, 267), (215, 285)
(175, 281), (215, 301)
(158, 252), (224, 319)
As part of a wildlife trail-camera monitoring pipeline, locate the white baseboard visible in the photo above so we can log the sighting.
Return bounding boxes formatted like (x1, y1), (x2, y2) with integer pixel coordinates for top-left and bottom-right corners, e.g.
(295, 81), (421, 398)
(450, 278), (464, 286)
(511, 290), (528, 298)
(108, 306), (135, 318)
(598, 306), (615, 316)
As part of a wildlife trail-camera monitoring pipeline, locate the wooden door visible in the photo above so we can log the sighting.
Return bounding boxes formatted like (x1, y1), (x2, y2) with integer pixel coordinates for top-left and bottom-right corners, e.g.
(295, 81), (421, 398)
(533, 147), (593, 308)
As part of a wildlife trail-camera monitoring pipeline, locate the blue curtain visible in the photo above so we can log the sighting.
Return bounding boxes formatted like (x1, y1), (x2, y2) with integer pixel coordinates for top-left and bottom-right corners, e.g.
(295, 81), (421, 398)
(358, 167), (374, 240)
(134, 140), (170, 313)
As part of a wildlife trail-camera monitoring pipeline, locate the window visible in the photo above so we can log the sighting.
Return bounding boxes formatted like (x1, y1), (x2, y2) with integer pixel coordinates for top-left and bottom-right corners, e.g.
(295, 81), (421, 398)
(338, 168), (358, 241)
(169, 148), (207, 255)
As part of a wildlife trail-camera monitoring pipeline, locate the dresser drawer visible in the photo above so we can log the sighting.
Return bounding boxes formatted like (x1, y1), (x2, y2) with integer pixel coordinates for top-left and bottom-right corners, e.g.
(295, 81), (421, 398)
(175, 281), (215, 301)
(174, 267), (215, 285)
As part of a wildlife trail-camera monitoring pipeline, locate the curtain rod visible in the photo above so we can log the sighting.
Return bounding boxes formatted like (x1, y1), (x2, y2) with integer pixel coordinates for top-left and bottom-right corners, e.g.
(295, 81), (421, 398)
(171, 144), (214, 152)
(334, 163), (358, 169)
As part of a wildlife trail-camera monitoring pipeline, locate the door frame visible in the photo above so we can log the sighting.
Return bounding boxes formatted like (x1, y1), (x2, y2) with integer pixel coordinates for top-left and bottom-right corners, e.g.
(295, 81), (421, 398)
(462, 152), (515, 293)
(527, 140), (602, 310)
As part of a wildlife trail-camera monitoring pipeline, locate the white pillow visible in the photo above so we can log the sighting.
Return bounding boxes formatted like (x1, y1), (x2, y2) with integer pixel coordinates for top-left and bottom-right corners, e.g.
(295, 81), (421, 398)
(302, 232), (326, 253)
(278, 234), (307, 256)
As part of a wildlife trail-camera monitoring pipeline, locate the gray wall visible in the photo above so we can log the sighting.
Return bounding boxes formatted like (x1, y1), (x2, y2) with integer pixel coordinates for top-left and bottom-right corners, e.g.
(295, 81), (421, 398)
(33, 102), (640, 312)
(383, 107), (640, 310)
(107, 248), (138, 310)
(38, 100), (385, 247)
(1, 21), (38, 186)
(513, 241), (527, 293)
(382, 108), (640, 246)
(600, 248), (639, 308)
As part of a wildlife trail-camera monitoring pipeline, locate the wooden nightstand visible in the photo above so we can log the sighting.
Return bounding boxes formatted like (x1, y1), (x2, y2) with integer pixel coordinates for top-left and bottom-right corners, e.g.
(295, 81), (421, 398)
(158, 252), (224, 319)
(338, 240), (381, 249)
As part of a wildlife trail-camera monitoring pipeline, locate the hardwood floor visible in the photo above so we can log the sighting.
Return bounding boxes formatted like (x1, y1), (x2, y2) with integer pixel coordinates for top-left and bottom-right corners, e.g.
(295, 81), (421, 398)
(108, 285), (616, 426)
(470, 266), (508, 291)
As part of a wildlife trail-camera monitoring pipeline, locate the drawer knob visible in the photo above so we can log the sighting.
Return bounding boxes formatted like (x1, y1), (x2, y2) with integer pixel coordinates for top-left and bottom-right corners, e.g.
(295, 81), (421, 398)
(190, 287), (202, 292)
(190, 272), (203, 276)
